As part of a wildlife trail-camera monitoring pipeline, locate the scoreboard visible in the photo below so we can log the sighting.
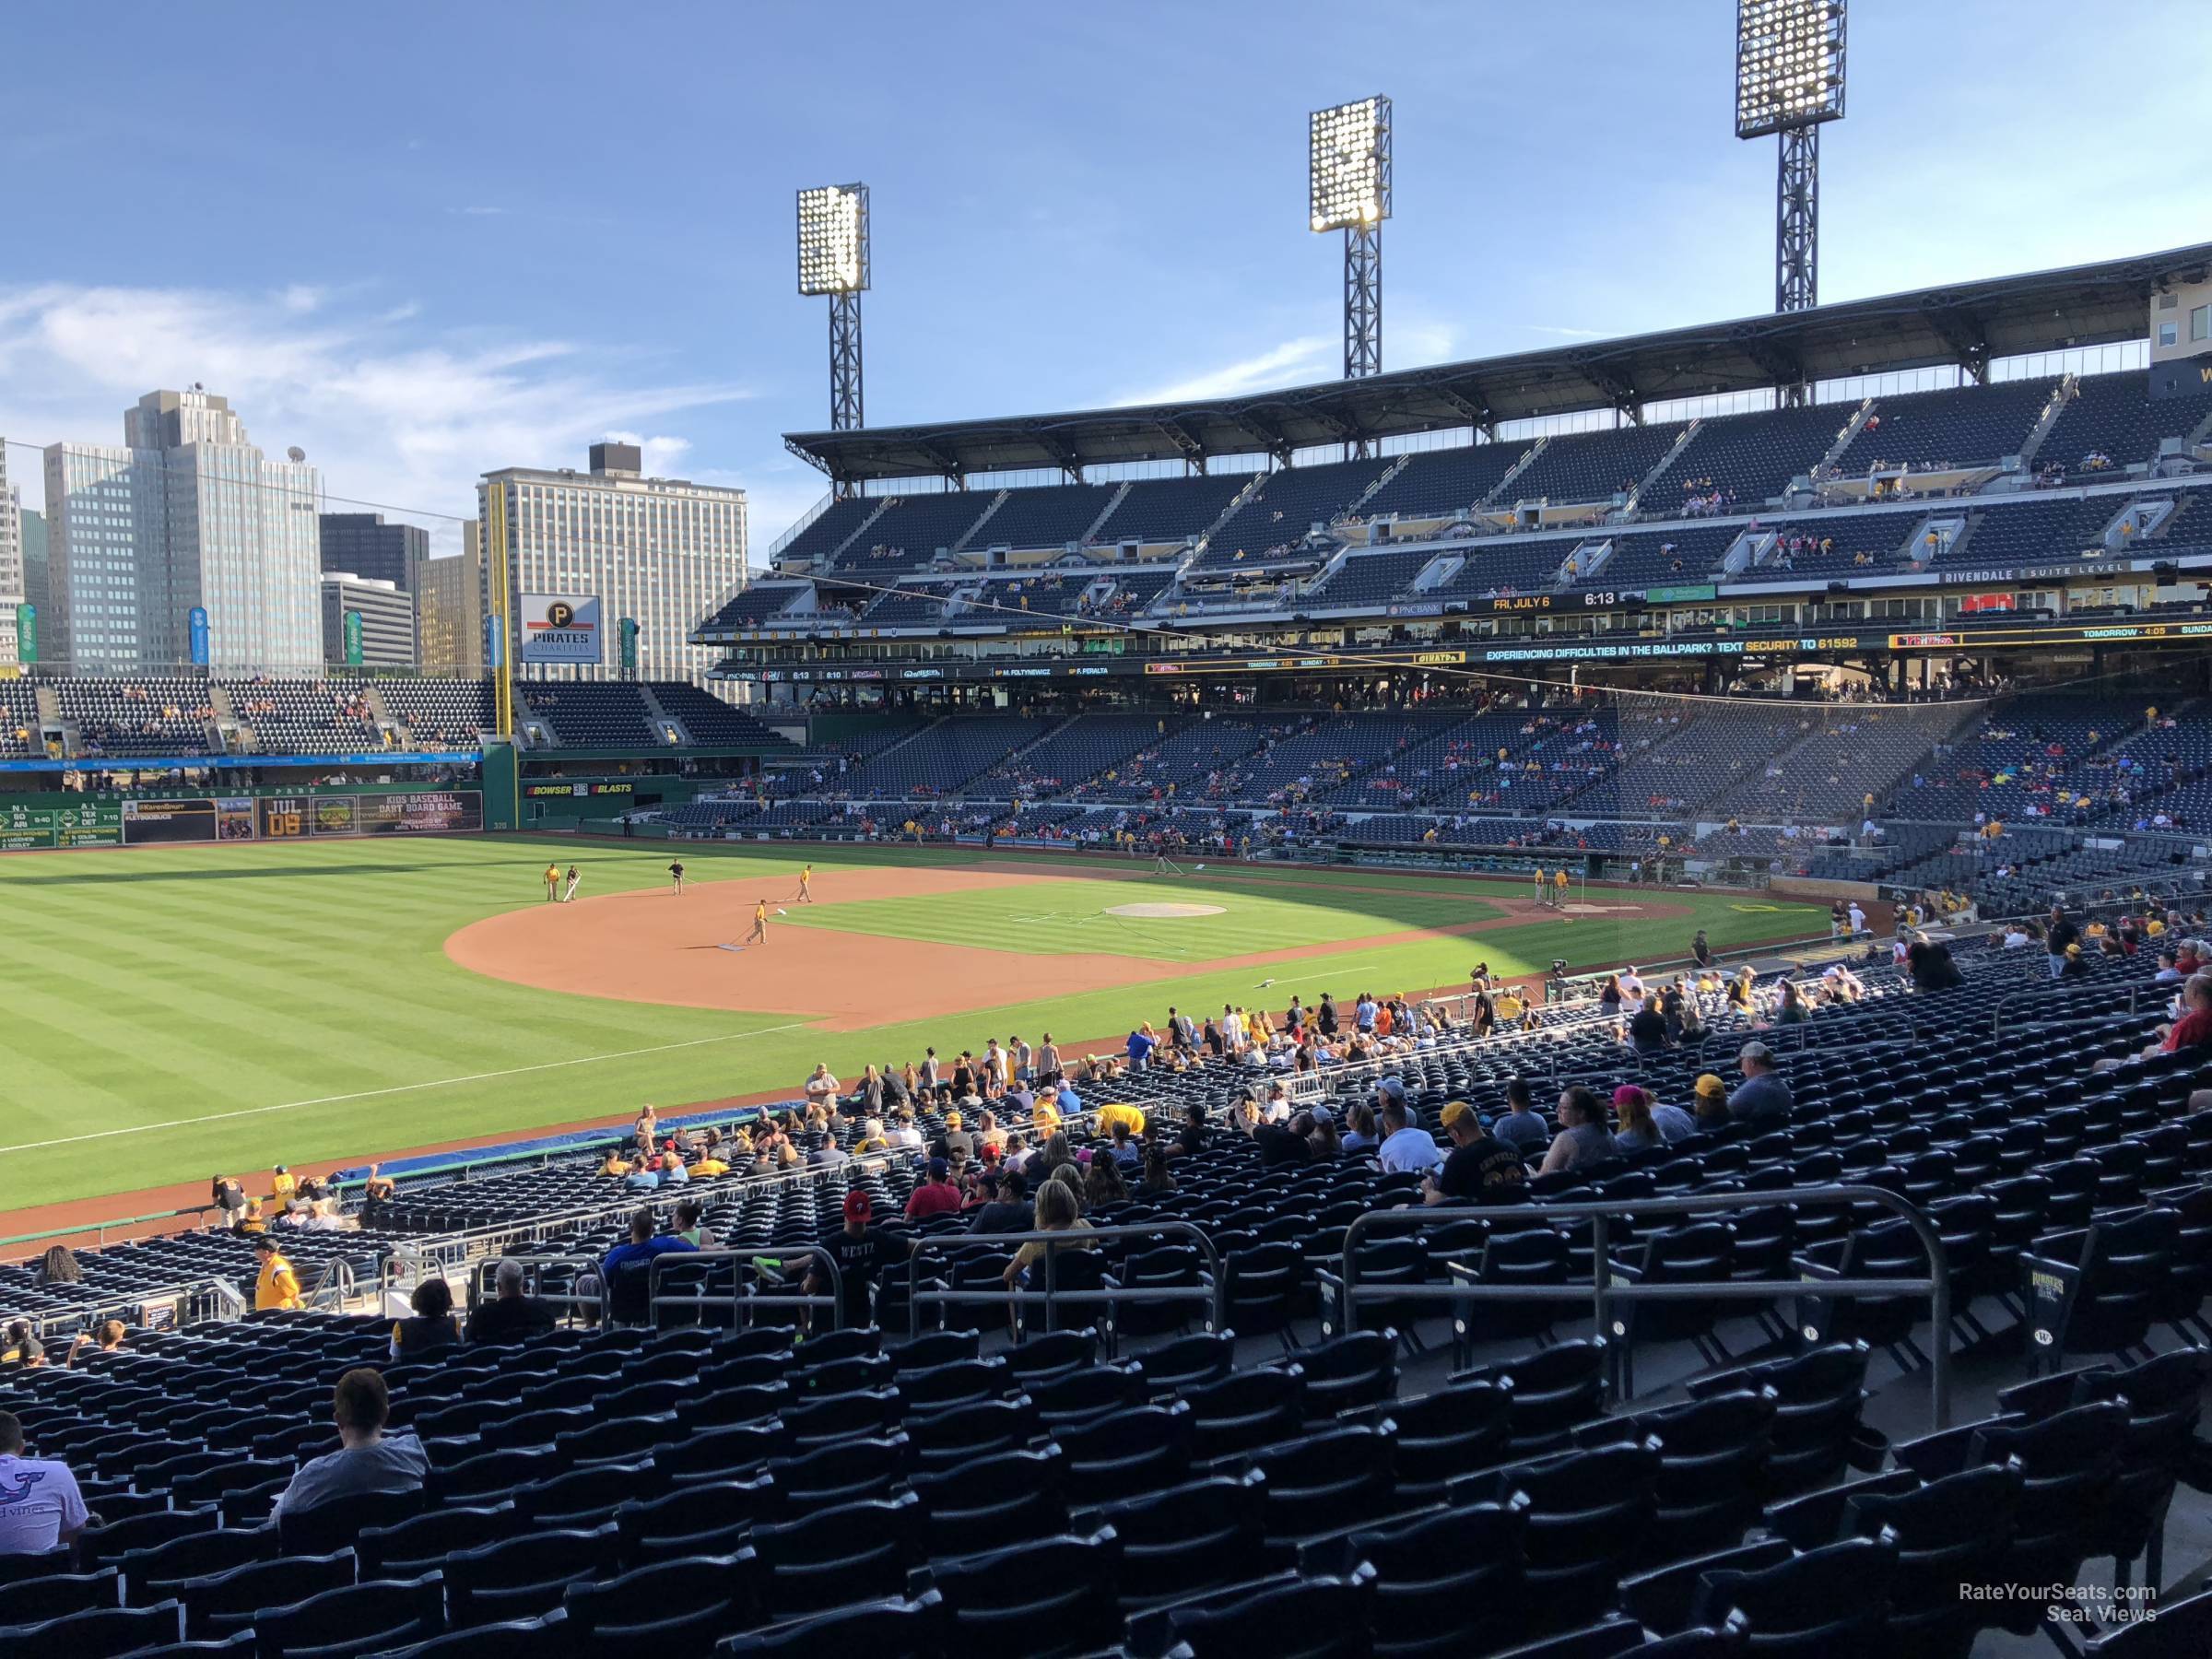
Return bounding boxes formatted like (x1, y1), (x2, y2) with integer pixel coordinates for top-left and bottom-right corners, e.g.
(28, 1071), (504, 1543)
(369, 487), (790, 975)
(18, 790), (491, 847)
(0, 800), (124, 850)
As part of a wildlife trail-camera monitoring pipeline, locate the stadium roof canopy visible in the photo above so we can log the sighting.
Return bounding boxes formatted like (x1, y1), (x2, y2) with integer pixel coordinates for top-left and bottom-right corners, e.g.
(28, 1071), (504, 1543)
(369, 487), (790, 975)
(786, 241), (2212, 486)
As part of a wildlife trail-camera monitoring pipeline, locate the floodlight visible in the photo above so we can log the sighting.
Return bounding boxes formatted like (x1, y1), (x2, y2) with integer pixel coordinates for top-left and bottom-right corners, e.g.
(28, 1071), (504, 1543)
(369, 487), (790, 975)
(797, 182), (870, 435)
(796, 183), (870, 297)
(1735, 0), (1846, 140)
(1308, 97), (1392, 235)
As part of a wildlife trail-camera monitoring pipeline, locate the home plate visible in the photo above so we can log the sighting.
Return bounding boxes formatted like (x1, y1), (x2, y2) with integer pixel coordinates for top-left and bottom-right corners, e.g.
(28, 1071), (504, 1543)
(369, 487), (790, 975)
(1107, 902), (1227, 919)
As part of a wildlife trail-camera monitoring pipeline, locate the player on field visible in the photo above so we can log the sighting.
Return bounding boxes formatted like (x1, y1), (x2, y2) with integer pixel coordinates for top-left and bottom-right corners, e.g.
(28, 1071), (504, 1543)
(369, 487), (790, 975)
(747, 899), (770, 945)
(668, 859), (686, 896)
(1554, 867), (1571, 906)
(543, 861), (560, 901)
(1533, 865), (1547, 905)
(794, 864), (814, 904)
(563, 865), (582, 903)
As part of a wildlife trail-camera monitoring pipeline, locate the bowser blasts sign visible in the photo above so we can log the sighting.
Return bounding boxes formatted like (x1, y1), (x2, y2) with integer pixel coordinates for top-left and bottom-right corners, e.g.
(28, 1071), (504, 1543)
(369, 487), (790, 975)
(519, 594), (603, 664)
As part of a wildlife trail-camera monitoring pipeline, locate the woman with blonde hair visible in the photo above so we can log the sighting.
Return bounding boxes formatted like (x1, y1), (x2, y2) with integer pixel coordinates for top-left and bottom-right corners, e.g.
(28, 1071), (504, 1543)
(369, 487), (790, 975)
(1003, 1177), (1094, 1288)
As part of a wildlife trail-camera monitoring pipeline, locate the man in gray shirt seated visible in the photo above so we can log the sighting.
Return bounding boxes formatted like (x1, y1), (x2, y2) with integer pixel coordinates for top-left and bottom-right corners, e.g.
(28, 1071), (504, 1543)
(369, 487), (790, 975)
(272, 1368), (428, 1519)
(1727, 1041), (1794, 1128)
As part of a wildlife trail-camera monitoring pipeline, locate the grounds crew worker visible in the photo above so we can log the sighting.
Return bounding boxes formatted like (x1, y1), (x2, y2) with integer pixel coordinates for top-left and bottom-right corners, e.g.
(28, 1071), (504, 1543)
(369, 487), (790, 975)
(253, 1234), (303, 1311)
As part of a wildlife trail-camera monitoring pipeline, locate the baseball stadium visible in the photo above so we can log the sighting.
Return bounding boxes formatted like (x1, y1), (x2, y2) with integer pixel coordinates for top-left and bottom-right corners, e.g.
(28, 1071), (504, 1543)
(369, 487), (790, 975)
(8, 9), (2212, 1657)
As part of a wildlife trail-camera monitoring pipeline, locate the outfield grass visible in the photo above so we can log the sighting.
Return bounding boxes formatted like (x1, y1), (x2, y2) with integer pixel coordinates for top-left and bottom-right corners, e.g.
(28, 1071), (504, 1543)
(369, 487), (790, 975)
(0, 835), (1823, 1211)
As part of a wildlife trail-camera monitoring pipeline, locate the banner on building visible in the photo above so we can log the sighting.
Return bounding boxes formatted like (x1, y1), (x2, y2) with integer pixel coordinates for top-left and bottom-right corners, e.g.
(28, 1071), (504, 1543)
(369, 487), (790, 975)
(14, 603), (33, 665)
(188, 606), (210, 666)
(619, 616), (639, 673)
(518, 594), (602, 665)
(344, 610), (364, 666)
(485, 613), (505, 670)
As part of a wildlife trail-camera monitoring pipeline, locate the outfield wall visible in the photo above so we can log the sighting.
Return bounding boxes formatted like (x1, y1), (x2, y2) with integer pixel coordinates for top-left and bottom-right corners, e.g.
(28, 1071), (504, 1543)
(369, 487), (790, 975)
(1, 782), (484, 849)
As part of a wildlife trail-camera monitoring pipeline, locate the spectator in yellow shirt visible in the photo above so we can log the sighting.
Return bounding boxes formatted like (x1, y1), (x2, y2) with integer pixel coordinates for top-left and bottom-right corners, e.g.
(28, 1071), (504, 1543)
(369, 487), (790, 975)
(269, 1166), (297, 1204)
(1094, 1102), (1147, 1138)
(253, 1235), (303, 1311)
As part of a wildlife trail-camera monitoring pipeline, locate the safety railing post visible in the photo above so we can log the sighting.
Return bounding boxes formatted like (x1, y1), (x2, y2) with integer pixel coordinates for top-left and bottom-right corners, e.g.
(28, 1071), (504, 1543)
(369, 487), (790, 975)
(903, 1220), (1221, 1339)
(647, 1245), (843, 1332)
(1591, 1210), (1614, 1407)
(1340, 1182), (1954, 1432)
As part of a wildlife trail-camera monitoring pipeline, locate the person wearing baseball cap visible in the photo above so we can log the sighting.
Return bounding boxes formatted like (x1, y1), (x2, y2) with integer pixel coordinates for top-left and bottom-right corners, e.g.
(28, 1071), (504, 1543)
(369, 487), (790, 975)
(252, 1233), (303, 1311)
(903, 1158), (962, 1222)
(1424, 1100), (1528, 1205)
(1729, 1041), (1793, 1128)
(804, 1187), (906, 1330)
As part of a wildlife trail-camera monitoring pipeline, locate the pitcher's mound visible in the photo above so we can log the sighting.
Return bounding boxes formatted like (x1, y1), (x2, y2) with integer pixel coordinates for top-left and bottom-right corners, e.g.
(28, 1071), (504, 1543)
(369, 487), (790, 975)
(1561, 901), (1641, 915)
(1107, 901), (1227, 919)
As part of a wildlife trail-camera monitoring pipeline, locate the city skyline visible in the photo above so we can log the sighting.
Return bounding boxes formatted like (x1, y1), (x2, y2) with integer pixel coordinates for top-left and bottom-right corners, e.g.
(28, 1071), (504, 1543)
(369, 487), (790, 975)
(2, 1), (2207, 569)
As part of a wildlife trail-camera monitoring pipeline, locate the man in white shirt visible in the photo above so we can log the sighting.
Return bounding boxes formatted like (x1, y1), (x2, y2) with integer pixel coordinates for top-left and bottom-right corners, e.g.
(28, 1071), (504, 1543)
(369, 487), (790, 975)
(1846, 901), (1866, 935)
(1375, 1100), (1442, 1174)
(0, 1410), (91, 1556)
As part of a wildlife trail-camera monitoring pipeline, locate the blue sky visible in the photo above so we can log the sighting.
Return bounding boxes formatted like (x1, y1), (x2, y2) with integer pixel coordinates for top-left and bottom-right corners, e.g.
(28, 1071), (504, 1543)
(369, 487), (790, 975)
(1, 0), (2205, 555)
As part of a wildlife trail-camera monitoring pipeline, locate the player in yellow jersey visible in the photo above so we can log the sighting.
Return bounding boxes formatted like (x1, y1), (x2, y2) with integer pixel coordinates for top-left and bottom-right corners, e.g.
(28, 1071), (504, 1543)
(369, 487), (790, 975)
(747, 899), (770, 945)
(543, 862), (560, 901)
(794, 864), (815, 904)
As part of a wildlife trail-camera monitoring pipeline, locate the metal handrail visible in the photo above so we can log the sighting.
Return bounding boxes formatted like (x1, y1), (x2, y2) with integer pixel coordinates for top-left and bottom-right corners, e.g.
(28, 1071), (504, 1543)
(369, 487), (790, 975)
(1287, 1011), (1630, 1103)
(1992, 976), (2161, 1036)
(464, 1251), (610, 1325)
(1336, 1183), (1956, 1430)
(6, 1276), (244, 1342)
(901, 1219), (1224, 1341)
(647, 1246), (845, 1330)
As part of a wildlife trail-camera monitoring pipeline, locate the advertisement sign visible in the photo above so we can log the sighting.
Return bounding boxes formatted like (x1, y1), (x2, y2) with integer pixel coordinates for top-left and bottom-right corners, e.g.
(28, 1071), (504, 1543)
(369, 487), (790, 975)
(188, 606), (210, 666)
(0, 800), (121, 850)
(485, 612), (505, 670)
(123, 797), (249, 844)
(344, 610), (364, 666)
(15, 603), (34, 664)
(619, 616), (639, 673)
(518, 594), (602, 664)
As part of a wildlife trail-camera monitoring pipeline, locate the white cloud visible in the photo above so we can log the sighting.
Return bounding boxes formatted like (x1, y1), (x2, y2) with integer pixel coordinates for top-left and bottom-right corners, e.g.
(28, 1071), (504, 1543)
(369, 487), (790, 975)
(0, 283), (753, 554)
(1114, 335), (1335, 406)
(1521, 324), (1606, 340)
(447, 206), (509, 218)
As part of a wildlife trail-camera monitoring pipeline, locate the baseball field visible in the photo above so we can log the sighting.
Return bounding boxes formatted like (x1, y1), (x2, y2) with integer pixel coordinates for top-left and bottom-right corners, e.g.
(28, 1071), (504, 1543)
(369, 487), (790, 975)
(0, 834), (1828, 1215)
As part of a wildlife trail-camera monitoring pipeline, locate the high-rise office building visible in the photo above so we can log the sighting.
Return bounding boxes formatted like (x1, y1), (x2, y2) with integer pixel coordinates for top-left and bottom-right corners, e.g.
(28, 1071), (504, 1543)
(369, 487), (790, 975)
(19, 509), (47, 617)
(44, 388), (321, 672)
(0, 445), (22, 598)
(0, 446), (21, 666)
(479, 442), (746, 685)
(320, 572), (417, 667)
(319, 512), (428, 591)
(414, 524), (485, 675)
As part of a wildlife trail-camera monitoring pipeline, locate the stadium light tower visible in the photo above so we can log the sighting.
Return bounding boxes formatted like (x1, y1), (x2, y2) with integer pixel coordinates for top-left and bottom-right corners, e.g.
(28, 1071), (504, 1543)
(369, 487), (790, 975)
(797, 182), (870, 434)
(1310, 96), (1392, 410)
(1735, 0), (1845, 334)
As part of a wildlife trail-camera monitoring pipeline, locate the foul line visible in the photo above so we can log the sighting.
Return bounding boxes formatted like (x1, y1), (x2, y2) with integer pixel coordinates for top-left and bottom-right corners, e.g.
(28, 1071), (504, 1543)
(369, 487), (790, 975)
(0, 1021), (811, 1156)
